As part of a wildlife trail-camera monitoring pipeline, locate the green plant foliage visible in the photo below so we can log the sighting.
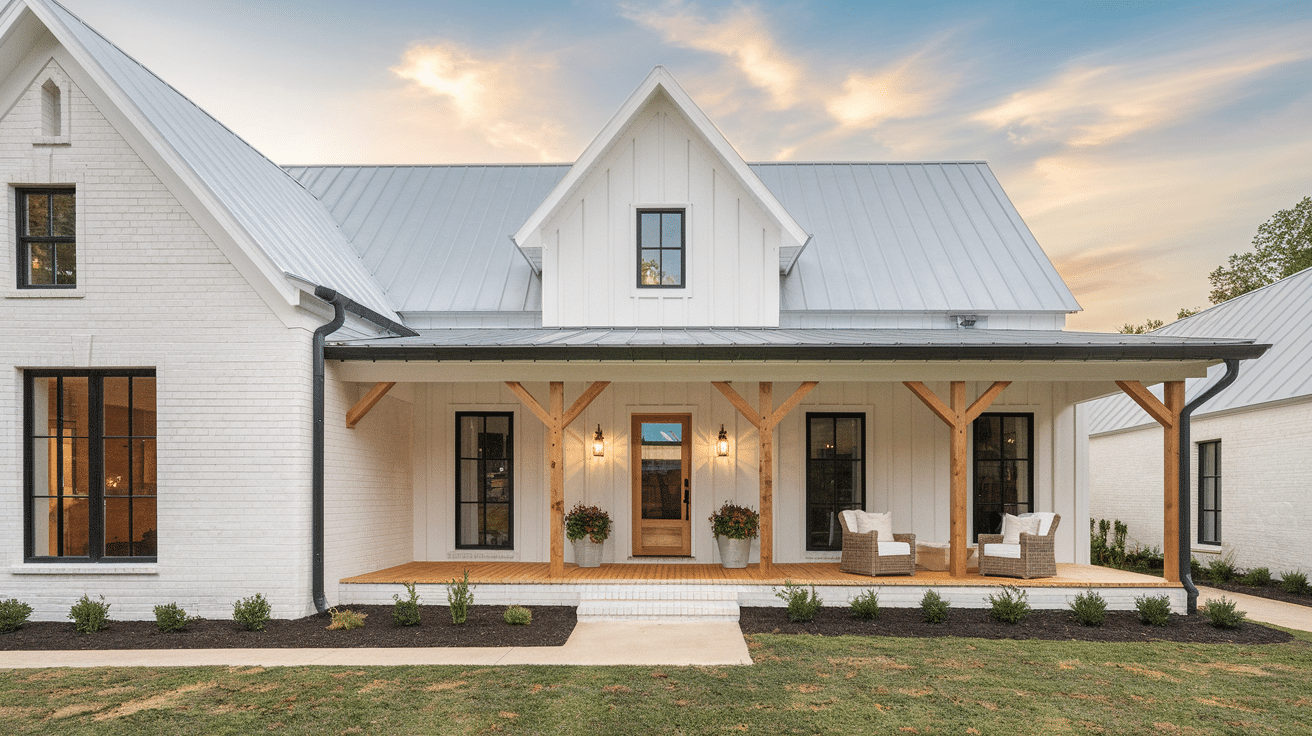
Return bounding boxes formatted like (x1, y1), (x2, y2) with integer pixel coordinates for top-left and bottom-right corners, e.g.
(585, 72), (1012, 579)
(920, 590), (949, 624)
(1242, 567), (1272, 587)
(1279, 571), (1309, 595)
(1209, 196), (1312, 303)
(564, 504), (612, 543)
(986, 585), (1031, 624)
(1201, 596), (1247, 630)
(1134, 594), (1172, 627)
(1068, 590), (1107, 627)
(68, 594), (110, 634)
(503, 605), (532, 626)
(326, 608), (368, 630)
(1190, 557), (1204, 581)
(709, 501), (760, 540)
(447, 569), (474, 625)
(1206, 554), (1238, 584)
(233, 593), (272, 632)
(0, 599), (34, 634)
(153, 602), (196, 633)
(848, 589), (881, 621)
(773, 580), (822, 622)
(392, 582), (422, 627)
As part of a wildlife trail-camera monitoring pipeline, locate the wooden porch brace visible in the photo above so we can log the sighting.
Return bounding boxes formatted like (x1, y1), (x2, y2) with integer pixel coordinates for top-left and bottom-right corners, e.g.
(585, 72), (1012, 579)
(711, 381), (819, 573)
(345, 382), (396, 428)
(903, 381), (1011, 578)
(505, 381), (611, 577)
(1115, 380), (1186, 583)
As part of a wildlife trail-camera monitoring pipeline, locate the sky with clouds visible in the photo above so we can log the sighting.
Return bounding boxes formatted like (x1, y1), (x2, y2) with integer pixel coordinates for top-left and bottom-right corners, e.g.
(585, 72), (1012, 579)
(58, 0), (1312, 331)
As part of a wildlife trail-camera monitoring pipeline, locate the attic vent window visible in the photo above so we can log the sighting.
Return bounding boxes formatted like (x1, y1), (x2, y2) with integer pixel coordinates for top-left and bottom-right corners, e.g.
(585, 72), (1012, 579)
(41, 79), (62, 137)
(637, 209), (685, 288)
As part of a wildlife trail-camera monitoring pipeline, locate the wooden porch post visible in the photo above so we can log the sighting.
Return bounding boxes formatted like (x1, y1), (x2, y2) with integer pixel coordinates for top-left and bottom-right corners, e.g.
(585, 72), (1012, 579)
(712, 380), (818, 574)
(904, 381), (1011, 578)
(506, 381), (611, 577)
(1115, 380), (1186, 583)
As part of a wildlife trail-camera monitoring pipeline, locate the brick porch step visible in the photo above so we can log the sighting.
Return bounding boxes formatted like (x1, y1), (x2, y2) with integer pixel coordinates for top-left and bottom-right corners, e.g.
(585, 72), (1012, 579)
(575, 585), (741, 622)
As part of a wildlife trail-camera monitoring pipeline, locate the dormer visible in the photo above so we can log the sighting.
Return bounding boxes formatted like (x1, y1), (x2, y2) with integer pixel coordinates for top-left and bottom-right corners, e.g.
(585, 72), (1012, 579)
(514, 67), (810, 328)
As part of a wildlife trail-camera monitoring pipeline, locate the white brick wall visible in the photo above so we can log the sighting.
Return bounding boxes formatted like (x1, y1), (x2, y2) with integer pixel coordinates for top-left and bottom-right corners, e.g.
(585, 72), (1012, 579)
(1089, 399), (1312, 575)
(1, 61), (322, 620)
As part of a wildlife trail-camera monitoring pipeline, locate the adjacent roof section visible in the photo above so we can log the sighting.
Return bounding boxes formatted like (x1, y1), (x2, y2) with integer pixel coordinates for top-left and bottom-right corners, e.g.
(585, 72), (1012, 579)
(1086, 267), (1312, 435)
(26, 0), (397, 320)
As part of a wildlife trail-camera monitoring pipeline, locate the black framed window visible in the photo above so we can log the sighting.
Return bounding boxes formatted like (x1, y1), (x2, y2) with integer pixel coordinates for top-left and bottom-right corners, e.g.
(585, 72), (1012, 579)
(456, 412), (513, 549)
(971, 413), (1033, 542)
(805, 413), (865, 551)
(1198, 440), (1221, 545)
(16, 188), (76, 288)
(637, 209), (684, 287)
(25, 370), (157, 561)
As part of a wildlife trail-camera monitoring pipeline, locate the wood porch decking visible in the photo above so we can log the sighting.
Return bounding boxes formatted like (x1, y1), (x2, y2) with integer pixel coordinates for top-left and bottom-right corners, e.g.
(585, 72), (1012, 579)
(341, 561), (1175, 589)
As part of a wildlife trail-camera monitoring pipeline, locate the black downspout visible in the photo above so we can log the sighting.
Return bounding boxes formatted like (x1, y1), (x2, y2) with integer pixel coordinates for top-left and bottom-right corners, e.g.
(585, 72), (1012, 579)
(1178, 358), (1241, 614)
(312, 286), (347, 614)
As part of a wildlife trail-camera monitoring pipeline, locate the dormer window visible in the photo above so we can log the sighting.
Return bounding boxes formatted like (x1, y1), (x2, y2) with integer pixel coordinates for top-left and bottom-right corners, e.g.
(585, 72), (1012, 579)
(637, 209), (684, 288)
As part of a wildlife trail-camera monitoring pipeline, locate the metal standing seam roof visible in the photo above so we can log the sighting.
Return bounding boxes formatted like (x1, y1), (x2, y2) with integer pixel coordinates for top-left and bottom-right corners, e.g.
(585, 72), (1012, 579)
(34, 0), (397, 321)
(1085, 266), (1312, 435)
(284, 162), (1082, 317)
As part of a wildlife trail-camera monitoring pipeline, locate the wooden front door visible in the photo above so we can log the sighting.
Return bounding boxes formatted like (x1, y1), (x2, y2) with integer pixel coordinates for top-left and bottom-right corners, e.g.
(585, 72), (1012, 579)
(631, 414), (692, 556)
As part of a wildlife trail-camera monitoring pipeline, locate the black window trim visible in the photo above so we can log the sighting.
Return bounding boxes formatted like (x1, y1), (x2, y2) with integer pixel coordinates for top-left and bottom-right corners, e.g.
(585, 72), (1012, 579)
(454, 411), (515, 550)
(16, 187), (77, 289)
(23, 368), (158, 563)
(804, 411), (867, 552)
(635, 208), (686, 289)
(1198, 439), (1221, 546)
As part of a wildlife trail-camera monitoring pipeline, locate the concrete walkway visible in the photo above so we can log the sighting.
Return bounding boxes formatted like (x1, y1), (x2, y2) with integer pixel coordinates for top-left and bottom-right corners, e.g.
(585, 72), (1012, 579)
(1196, 586), (1312, 633)
(0, 621), (753, 669)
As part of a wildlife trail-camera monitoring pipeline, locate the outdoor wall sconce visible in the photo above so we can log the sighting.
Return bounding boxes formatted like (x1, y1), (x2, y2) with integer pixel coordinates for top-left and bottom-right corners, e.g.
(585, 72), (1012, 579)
(716, 424), (730, 457)
(592, 425), (605, 457)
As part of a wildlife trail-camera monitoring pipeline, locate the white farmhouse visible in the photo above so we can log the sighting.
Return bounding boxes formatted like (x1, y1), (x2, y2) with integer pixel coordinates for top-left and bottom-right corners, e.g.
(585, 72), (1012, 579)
(1, 0), (1265, 620)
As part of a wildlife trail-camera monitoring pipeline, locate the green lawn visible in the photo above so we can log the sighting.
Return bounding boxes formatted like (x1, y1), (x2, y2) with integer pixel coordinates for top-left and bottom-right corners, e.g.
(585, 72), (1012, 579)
(2, 630), (1309, 734)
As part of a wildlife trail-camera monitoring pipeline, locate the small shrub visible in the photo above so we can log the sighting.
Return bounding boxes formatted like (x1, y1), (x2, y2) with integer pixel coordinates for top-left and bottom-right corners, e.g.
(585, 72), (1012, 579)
(1205, 554), (1238, 584)
(773, 579), (823, 622)
(848, 589), (881, 621)
(1069, 589), (1107, 627)
(392, 582), (421, 627)
(326, 607), (368, 630)
(447, 569), (474, 625)
(1201, 596), (1247, 630)
(986, 585), (1030, 624)
(920, 590), (949, 624)
(69, 595), (110, 634)
(1134, 594), (1172, 626)
(1279, 571), (1309, 596)
(503, 605), (532, 626)
(1241, 567), (1272, 587)
(0, 599), (33, 634)
(233, 593), (272, 632)
(1189, 556), (1204, 581)
(153, 602), (196, 633)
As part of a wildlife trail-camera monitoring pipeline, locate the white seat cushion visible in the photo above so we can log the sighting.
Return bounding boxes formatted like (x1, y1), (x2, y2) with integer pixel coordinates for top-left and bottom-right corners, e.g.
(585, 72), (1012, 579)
(877, 541), (911, 557)
(1001, 513), (1041, 544)
(983, 542), (1021, 559)
(1020, 512), (1056, 536)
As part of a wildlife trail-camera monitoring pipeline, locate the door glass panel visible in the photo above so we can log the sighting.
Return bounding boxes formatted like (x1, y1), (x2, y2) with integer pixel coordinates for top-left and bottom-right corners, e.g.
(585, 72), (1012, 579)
(640, 422), (683, 520)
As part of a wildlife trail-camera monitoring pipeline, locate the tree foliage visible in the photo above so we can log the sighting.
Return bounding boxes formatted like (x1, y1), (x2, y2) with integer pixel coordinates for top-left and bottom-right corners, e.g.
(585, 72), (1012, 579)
(1117, 319), (1164, 334)
(1208, 196), (1312, 304)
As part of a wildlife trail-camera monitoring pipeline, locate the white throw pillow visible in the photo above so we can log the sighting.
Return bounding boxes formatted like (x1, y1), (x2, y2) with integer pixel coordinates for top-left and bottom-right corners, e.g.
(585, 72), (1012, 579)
(839, 510), (859, 533)
(855, 510), (894, 542)
(1021, 512), (1056, 536)
(1001, 513), (1041, 544)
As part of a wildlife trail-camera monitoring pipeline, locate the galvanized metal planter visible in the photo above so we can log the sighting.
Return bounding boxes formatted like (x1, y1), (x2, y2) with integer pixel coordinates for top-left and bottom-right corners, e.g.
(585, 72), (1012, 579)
(716, 536), (751, 569)
(572, 539), (604, 568)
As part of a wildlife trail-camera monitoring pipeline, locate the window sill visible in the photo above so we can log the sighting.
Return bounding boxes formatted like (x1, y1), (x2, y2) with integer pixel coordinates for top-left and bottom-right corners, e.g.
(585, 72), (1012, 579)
(4, 287), (85, 299)
(10, 563), (158, 575)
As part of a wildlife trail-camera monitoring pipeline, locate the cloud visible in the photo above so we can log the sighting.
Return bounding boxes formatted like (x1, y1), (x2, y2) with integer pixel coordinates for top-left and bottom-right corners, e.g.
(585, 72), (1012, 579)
(391, 43), (569, 161)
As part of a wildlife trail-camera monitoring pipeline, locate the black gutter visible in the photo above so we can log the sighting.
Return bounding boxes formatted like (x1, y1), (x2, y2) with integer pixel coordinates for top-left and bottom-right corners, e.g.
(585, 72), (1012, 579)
(312, 286), (347, 614)
(1178, 358), (1242, 614)
(324, 342), (1270, 363)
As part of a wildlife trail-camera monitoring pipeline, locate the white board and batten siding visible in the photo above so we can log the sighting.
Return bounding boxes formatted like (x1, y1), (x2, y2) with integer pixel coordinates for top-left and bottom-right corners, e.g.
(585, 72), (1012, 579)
(534, 93), (781, 328)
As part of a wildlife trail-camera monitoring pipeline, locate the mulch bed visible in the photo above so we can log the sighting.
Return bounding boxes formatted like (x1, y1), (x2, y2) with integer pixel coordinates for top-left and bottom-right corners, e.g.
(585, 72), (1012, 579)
(1201, 580), (1312, 610)
(0, 605), (576, 651)
(738, 607), (1293, 645)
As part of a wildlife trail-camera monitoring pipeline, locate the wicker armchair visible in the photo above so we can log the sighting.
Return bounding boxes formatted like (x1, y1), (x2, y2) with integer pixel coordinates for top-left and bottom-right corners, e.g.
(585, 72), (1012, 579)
(837, 512), (916, 576)
(979, 513), (1060, 579)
